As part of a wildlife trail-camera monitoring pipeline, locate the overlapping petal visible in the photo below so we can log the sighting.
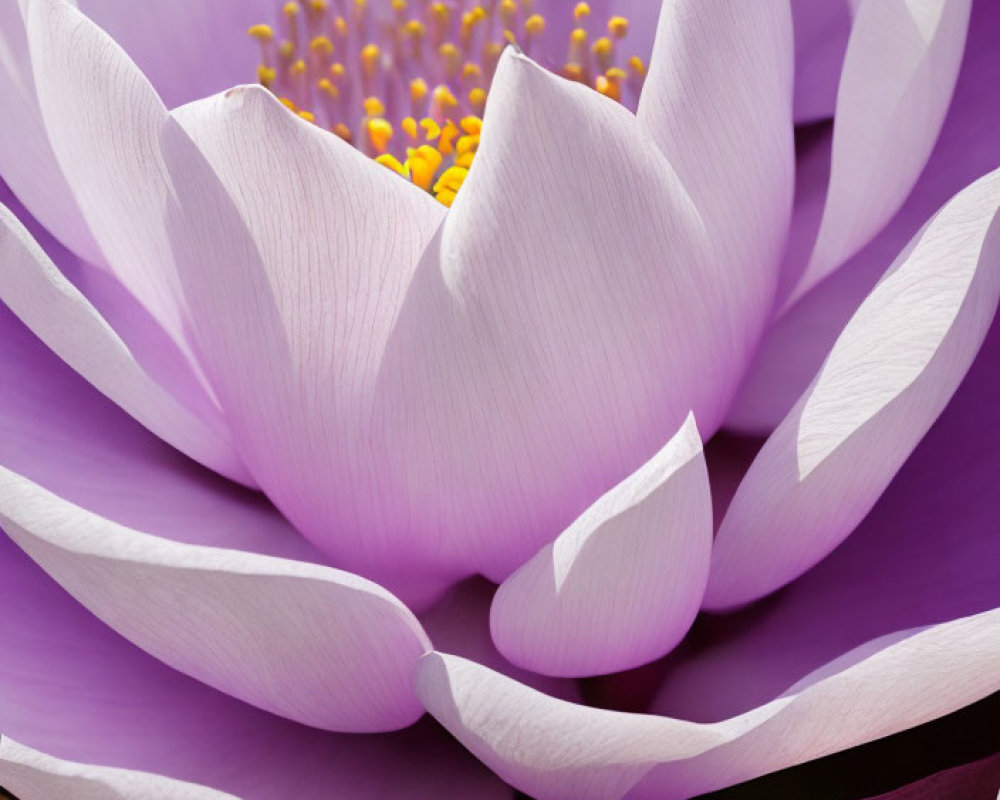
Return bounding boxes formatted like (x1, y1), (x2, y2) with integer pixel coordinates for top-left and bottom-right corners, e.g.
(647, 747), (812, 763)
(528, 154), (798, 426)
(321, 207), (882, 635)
(706, 166), (1000, 609)
(0, 738), (236, 800)
(730, 0), (1000, 431)
(655, 301), (1000, 722)
(0, 534), (511, 800)
(0, 202), (249, 484)
(786, 0), (971, 307)
(489, 413), (711, 677)
(416, 607), (1000, 800)
(0, 307), (428, 733)
(0, 2), (102, 265)
(162, 85), (450, 598)
(790, 0), (851, 123)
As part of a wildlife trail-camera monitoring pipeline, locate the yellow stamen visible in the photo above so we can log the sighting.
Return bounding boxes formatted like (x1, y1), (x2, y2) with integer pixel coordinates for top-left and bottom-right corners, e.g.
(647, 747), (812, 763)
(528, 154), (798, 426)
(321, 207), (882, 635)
(279, 96), (298, 111)
(573, 2), (590, 21)
(410, 78), (429, 104)
(310, 35), (334, 57)
(469, 87), (488, 113)
(608, 16), (629, 38)
(377, 157), (408, 183)
(524, 14), (545, 36)
(257, 65), (277, 87)
(434, 165), (468, 194)
(366, 118), (393, 153)
(460, 116), (483, 135)
(248, 23), (275, 42)
(402, 116), (419, 140)
(298, 110), (316, 122)
(437, 119), (460, 155)
(333, 122), (353, 141)
(289, 58), (307, 79)
(420, 117), (442, 140)
(407, 144), (444, 191)
(361, 44), (380, 74)
(283, 2), (301, 18)
(435, 189), (458, 207)
(364, 96), (386, 117)
(628, 55), (646, 76)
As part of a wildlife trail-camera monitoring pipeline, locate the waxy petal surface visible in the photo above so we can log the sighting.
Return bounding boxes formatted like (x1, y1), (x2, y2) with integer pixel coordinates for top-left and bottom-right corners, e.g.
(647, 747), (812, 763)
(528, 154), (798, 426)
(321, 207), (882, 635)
(372, 46), (785, 582)
(490, 414), (711, 677)
(0, 203), (249, 484)
(788, 0), (971, 306)
(0, 534), (511, 800)
(0, 2), (102, 265)
(417, 607), (1000, 800)
(0, 469), (431, 732)
(0, 738), (236, 800)
(706, 167), (1000, 609)
(730, 0), (1000, 432)
(638, 0), (794, 325)
(163, 85), (450, 601)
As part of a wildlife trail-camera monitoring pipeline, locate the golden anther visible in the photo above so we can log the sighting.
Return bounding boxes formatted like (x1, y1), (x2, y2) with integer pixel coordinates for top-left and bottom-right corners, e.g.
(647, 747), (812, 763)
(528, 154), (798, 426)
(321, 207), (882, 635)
(573, 2), (590, 21)
(628, 55), (646, 76)
(310, 35), (334, 56)
(460, 116), (483, 135)
(278, 40), (296, 59)
(333, 122), (352, 141)
(608, 16), (629, 38)
(257, 64), (277, 87)
(364, 96), (386, 117)
(283, 2), (300, 18)
(402, 116), (419, 139)
(247, 23), (275, 42)
(298, 110), (316, 122)
(524, 14), (545, 36)
(468, 87), (488, 111)
(376, 153), (409, 177)
(410, 78), (429, 102)
(289, 59), (307, 78)
(408, 144), (444, 191)
(366, 118), (393, 153)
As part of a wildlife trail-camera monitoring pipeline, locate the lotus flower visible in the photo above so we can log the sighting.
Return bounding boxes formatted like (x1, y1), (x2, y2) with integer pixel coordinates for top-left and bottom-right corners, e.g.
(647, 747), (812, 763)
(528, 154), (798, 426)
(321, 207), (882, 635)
(1, 0), (998, 798)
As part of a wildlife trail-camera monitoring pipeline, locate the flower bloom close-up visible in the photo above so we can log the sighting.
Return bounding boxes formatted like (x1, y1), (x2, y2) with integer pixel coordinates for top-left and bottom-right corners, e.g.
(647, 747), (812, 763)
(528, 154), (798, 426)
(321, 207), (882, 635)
(1, 0), (999, 798)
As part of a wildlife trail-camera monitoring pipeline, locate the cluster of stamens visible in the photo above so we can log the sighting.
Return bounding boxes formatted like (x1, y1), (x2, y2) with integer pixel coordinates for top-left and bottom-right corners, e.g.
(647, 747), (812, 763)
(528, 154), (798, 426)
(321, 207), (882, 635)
(250, 0), (646, 205)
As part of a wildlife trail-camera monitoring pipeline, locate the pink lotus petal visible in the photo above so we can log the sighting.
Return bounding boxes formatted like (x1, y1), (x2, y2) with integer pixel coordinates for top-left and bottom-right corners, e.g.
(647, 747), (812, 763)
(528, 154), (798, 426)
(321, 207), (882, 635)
(729, 0), (1000, 432)
(0, 308), (428, 733)
(787, 0), (972, 307)
(638, 0), (794, 340)
(706, 167), (1000, 609)
(416, 607), (1000, 800)
(490, 413), (711, 677)
(0, 535), (512, 800)
(0, 738), (236, 800)
(655, 309), (1000, 722)
(162, 85), (454, 601)
(0, 3), (102, 266)
(0, 468), (431, 732)
(370, 45), (784, 583)
(23, 0), (191, 349)
(0, 202), (250, 485)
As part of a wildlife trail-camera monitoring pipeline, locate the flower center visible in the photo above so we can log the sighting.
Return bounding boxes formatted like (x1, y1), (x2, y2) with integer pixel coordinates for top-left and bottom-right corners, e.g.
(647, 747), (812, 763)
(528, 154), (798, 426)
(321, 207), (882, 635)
(249, 0), (646, 205)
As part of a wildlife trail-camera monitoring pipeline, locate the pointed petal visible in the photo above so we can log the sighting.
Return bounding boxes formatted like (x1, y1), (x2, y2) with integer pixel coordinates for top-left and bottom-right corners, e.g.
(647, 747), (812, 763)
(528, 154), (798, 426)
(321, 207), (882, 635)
(162, 85), (449, 598)
(24, 0), (189, 353)
(78, 0), (278, 108)
(0, 307), (427, 733)
(788, 0), (972, 306)
(638, 0), (794, 322)
(0, 738), (237, 800)
(417, 608), (1000, 799)
(0, 202), (249, 484)
(490, 413), (711, 677)
(655, 310), (1000, 723)
(0, 467), (430, 732)
(372, 48), (775, 583)
(0, 536), (511, 800)
(0, 2), (102, 264)
(706, 167), (1000, 609)
(729, 0), (1000, 432)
